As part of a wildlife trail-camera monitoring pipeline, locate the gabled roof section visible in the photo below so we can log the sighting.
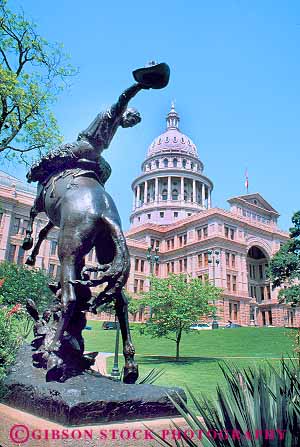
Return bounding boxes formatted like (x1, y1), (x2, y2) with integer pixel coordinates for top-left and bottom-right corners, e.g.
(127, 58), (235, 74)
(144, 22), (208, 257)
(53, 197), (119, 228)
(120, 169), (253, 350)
(0, 170), (19, 181)
(227, 193), (280, 217)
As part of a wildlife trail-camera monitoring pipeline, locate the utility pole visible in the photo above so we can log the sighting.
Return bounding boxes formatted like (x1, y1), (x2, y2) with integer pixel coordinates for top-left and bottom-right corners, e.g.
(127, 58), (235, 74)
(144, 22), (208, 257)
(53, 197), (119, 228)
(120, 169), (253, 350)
(207, 249), (220, 329)
(146, 245), (160, 319)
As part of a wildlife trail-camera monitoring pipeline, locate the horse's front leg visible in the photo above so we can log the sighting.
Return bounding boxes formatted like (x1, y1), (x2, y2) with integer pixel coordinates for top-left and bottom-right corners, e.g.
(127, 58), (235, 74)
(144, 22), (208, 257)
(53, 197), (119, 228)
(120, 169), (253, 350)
(25, 221), (54, 266)
(22, 205), (38, 250)
(115, 289), (138, 384)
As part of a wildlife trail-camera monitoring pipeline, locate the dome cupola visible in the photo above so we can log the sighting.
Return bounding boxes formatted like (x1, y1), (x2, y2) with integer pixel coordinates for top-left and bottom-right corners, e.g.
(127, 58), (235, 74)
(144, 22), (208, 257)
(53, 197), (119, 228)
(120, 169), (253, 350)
(130, 103), (213, 227)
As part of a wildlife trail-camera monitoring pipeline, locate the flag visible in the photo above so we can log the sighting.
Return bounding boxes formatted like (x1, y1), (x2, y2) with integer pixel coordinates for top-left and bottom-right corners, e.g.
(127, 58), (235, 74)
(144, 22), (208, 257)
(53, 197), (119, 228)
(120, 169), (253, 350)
(245, 169), (249, 193)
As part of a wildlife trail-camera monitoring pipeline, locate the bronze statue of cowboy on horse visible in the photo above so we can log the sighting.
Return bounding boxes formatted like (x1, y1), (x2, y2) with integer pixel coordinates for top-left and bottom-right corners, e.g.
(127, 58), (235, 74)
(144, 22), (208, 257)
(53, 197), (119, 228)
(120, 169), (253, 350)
(23, 62), (170, 382)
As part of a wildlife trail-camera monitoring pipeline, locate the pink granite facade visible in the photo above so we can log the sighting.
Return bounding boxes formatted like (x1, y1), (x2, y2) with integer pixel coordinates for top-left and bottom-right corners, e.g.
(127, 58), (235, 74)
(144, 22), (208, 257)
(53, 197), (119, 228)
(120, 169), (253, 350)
(0, 104), (298, 327)
(125, 104), (299, 327)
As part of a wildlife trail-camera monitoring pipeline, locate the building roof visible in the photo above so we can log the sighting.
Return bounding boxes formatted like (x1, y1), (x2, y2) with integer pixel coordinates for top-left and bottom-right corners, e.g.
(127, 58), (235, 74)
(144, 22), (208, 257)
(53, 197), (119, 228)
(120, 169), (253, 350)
(0, 170), (36, 195)
(228, 193), (280, 217)
(147, 103), (198, 158)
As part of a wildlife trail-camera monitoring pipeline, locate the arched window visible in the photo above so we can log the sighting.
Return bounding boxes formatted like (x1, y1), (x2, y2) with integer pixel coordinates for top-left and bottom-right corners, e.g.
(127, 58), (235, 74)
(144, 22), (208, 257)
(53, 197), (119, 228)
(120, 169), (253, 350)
(172, 189), (178, 200)
(182, 159), (187, 168)
(162, 189), (168, 200)
(173, 158), (178, 168)
(163, 158), (168, 168)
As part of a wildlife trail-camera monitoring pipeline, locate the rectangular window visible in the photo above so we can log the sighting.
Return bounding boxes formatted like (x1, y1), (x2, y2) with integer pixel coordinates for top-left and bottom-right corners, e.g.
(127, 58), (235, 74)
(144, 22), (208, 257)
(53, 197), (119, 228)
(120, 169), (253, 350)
(226, 252), (230, 267)
(179, 236), (183, 247)
(203, 226), (208, 238)
(20, 219), (29, 235)
(204, 252), (208, 267)
(50, 240), (57, 256)
(231, 254), (236, 268)
(134, 279), (138, 293)
(135, 259), (139, 271)
(267, 286), (271, 300)
(233, 303), (238, 320)
(171, 261), (174, 273)
(160, 212), (164, 218)
(139, 280), (144, 292)
(174, 212), (178, 218)
(140, 260), (144, 272)
(227, 274), (231, 291)
(259, 264), (263, 279)
(179, 259), (183, 272)
(171, 238), (174, 249)
(224, 226), (229, 238)
(197, 229), (202, 240)
(167, 240), (170, 250)
(184, 258), (187, 271)
(198, 254), (203, 268)
(232, 275), (237, 292)
(147, 214), (151, 219)
(8, 244), (16, 262)
(17, 246), (25, 265)
(12, 217), (21, 235)
(230, 228), (235, 240)
(260, 287), (265, 301)
(167, 263), (170, 274)
(183, 233), (187, 245)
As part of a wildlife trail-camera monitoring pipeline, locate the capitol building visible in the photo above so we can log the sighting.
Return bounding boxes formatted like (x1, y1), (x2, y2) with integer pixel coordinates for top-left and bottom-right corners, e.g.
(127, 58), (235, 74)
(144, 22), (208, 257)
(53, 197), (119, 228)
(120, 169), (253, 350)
(0, 104), (298, 327)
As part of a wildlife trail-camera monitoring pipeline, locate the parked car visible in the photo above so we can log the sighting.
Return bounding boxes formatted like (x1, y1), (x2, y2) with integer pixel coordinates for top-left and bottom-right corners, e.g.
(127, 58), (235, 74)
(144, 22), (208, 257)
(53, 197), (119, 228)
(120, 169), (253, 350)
(189, 323), (211, 330)
(224, 322), (242, 329)
(102, 321), (117, 330)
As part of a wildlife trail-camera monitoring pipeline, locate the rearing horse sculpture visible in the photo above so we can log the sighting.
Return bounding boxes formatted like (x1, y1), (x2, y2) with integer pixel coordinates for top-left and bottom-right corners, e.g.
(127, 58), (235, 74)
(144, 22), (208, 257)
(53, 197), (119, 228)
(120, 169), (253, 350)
(23, 63), (170, 383)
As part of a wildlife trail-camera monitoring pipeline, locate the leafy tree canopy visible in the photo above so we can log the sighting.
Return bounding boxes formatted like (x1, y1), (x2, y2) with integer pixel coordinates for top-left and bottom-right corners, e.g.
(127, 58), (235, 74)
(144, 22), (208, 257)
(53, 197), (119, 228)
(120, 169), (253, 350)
(0, 0), (76, 164)
(0, 261), (53, 309)
(268, 211), (300, 305)
(139, 274), (221, 360)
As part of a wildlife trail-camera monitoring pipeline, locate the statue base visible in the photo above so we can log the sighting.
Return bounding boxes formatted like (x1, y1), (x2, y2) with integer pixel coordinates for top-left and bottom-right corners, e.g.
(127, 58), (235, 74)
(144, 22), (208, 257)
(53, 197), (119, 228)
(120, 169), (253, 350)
(2, 345), (186, 426)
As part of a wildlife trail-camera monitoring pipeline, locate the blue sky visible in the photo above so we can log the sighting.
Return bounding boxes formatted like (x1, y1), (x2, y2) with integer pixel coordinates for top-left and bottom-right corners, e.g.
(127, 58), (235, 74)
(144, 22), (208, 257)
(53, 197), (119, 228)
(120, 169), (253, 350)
(3, 0), (300, 231)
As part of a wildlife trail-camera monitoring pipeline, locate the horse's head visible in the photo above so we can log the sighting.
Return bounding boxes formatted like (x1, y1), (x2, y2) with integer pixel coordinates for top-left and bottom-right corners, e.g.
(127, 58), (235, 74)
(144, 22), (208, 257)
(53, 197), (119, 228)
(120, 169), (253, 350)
(120, 107), (141, 128)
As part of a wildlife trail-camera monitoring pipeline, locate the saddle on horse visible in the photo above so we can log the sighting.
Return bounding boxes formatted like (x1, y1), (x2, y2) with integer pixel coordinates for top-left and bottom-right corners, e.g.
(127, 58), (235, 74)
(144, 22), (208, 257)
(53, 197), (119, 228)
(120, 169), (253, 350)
(27, 141), (112, 187)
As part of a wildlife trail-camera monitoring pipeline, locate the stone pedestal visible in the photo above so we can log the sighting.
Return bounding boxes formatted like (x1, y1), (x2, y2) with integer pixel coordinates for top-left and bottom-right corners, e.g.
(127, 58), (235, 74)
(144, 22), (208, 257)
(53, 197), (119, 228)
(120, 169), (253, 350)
(0, 404), (196, 447)
(2, 345), (186, 426)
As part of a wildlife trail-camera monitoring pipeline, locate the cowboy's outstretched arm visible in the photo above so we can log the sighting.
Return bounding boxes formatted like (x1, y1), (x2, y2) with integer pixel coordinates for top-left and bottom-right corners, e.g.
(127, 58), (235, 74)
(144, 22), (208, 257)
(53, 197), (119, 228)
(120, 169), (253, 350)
(110, 83), (144, 117)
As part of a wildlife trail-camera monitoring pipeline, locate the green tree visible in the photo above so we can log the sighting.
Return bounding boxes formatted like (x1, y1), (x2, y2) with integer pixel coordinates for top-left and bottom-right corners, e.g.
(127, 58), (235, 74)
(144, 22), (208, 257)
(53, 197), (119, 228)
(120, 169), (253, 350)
(0, 261), (53, 309)
(140, 274), (220, 361)
(268, 211), (300, 306)
(268, 211), (300, 364)
(0, 0), (76, 163)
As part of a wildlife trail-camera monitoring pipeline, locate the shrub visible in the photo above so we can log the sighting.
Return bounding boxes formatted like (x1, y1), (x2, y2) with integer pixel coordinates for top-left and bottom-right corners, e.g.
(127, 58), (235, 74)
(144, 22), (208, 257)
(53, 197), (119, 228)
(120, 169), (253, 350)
(152, 360), (300, 446)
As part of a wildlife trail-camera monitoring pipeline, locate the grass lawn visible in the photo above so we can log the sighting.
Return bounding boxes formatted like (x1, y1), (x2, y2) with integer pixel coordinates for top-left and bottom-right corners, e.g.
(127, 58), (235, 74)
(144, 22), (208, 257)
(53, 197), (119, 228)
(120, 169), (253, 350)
(84, 322), (295, 403)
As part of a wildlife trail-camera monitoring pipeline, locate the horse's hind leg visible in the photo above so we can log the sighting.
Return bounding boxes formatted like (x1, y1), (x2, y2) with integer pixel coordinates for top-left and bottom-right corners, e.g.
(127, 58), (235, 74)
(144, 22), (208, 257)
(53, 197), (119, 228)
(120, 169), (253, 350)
(47, 219), (96, 354)
(25, 221), (54, 266)
(115, 289), (138, 384)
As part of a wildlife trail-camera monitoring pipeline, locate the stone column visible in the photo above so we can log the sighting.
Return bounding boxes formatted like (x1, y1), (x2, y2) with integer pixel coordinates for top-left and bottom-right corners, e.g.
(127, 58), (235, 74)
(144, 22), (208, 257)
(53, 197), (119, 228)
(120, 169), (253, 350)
(155, 177), (159, 202)
(132, 187), (136, 210)
(192, 179), (196, 203)
(144, 180), (148, 204)
(202, 183), (206, 207)
(167, 176), (171, 201)
(208, 189), (211, 208)
(181, 177), (184, 202)
(136, 184), (140, 208)
(0, 212), (12, 261)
